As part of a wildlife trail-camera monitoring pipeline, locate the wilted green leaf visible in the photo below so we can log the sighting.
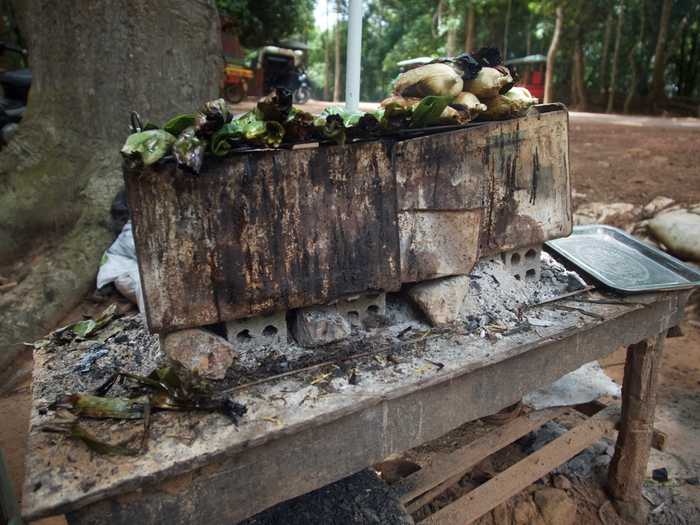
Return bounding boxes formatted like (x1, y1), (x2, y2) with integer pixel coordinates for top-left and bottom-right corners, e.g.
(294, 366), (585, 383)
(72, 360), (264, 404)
(410, 95), (453, 128)
(65, 393), (146, 419)
(163, 114), (197, 136)
(121, 129), (176, 165)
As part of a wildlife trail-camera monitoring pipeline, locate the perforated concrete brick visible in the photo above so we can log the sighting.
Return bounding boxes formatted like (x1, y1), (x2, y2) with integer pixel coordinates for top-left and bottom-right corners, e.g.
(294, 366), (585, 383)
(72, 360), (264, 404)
(333, 292), (386, 327)
(226, 310), (287, 347)
(501, 245), (542, 282)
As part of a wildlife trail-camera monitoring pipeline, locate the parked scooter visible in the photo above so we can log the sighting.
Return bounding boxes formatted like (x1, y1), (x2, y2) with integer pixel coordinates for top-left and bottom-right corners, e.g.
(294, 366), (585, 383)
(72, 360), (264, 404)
(293, 69), (312, 104)
(0, 42), (30, 146)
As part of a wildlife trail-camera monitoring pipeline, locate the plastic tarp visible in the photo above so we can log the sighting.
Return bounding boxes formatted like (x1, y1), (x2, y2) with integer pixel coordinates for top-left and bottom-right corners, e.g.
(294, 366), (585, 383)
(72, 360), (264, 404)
(96, 222), (144, 312)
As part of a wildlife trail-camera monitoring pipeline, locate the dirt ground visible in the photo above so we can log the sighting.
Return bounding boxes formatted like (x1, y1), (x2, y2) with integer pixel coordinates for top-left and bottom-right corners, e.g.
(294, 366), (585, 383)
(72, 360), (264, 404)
(1, 111), (699, 524)
(568, 113), (700, 206)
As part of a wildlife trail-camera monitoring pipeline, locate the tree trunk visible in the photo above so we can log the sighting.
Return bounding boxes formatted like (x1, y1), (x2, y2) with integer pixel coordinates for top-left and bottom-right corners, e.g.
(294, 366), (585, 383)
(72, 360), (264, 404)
(333, 0), (342, 102)
(606, 3), (625, 113)
(525, 12), (532, 56)
(0, 0), (221, 374)
(324, 33), (331, 100)
(600, 11), (613, 95)
(573, 36), (587, 110)
(544, 7), (563, 104)
(503, 0), (512, 59)
(446, 16), (458, 56)
(624, 1), (645, 114)
(648, 0), (673, 110)
(464, 2), (475, 53)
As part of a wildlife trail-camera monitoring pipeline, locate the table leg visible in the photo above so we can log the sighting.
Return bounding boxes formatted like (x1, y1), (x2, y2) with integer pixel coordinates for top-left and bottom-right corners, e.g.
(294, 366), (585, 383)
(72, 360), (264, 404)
(607, 333), (666, 523)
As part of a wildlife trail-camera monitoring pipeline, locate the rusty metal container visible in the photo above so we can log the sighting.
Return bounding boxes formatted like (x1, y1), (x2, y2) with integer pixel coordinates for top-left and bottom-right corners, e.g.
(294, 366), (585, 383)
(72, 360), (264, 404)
(126, 104), (571, 333)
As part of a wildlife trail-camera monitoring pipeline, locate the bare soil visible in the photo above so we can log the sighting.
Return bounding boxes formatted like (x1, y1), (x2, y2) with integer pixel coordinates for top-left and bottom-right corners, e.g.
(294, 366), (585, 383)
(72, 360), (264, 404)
(2, 112), (700, 524)
(568, 116), (700, 206)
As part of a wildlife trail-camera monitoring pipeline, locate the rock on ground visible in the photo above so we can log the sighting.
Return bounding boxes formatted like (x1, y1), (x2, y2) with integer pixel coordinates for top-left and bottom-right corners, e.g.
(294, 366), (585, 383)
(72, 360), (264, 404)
(642, 196), (676, 219)
(160, 328), (238, 380)
(648, 209), (700, 262)
(574, 202), (641, 231)
(533, 487), (577, 525)
(407, 275), (471, 326)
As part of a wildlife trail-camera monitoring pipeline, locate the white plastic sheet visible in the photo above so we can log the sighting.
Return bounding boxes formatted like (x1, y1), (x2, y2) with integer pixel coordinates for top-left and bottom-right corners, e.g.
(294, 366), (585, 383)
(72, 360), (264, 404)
(524, 361), (621, 410)
(96, 221), (144, 311)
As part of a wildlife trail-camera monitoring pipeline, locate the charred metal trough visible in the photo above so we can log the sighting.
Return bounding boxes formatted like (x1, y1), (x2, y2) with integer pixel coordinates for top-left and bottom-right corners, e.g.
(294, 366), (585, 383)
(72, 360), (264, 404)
(126, 104), (571, 334)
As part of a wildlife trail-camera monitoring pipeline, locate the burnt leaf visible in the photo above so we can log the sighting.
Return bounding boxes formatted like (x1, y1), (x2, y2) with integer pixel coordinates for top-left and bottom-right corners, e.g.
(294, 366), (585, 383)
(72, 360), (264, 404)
(256, 87), (293, 122)
(172, 127), (206, 174)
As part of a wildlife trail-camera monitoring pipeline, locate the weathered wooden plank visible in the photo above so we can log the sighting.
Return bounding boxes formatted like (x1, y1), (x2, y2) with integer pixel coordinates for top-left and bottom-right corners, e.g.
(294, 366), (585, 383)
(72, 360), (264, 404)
(608, 334), (666, 524)
(422, 406), (619, 524)
(127, 141), (401, 333)
(398, 209), (481, 282)
(396, 407), (565, 512)
(51, 293), (687, 525)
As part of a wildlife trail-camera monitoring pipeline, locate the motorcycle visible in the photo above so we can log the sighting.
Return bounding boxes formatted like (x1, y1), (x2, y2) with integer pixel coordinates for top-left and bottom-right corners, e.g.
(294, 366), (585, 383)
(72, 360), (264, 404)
(0, 42), (30, 146)
(293, 70), (312, 104)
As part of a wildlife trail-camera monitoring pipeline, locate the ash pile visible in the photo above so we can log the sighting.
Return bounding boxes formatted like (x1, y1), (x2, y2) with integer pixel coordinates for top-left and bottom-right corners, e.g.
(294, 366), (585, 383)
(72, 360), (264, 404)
(153, 248), (586, 382)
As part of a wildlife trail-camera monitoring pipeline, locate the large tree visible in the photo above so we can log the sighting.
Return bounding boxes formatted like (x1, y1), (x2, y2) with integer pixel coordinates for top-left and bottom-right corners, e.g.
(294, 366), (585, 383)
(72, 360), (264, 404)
(0, 0), (222, 373)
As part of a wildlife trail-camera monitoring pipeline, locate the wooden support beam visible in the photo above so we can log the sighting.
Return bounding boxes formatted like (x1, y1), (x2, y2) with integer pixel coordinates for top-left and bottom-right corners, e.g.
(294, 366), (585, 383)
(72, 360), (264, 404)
(395, 408), (564, 513)
(608, 334), (666, 523)
(421, 407), (619, 524)
(573, 399), (668, 451)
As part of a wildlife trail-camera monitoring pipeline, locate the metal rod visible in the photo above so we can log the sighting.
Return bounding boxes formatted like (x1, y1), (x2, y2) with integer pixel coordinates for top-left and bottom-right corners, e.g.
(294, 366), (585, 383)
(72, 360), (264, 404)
(344, 0), (363, 112)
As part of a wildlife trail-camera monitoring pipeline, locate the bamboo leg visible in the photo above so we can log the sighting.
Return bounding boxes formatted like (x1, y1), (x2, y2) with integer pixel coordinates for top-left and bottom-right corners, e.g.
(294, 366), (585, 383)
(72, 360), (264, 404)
(607, 334), (666, 523)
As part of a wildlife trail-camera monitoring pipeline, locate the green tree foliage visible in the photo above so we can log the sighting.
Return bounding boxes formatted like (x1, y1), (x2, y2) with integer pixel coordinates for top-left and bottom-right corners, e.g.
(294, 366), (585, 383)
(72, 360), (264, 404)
(217, 0), (315, 47)
(222, 0), (700, 112)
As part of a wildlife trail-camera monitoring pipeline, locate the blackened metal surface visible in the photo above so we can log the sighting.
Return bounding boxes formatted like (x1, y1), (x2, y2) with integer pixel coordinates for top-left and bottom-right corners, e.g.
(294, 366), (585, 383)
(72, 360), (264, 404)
(127, 141), (400, 333)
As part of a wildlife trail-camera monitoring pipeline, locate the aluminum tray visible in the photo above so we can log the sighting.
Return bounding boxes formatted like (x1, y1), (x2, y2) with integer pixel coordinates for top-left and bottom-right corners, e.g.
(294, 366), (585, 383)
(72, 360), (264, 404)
(545, 225), (700, 293)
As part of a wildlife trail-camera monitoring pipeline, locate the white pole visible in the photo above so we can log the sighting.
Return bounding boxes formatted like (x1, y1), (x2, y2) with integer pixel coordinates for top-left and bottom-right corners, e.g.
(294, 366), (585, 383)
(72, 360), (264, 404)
(345, 0), (363, 112)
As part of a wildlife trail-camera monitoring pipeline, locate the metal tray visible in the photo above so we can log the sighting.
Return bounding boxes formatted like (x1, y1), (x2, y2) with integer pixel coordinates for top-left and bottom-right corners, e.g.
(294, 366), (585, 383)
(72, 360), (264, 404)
(545, 225), (700, 293)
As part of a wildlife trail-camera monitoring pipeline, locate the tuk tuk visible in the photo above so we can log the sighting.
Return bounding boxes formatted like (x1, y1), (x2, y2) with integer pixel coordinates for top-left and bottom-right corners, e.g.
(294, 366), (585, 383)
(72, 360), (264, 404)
(504, 54), (546, 101)
(223, 43), (312, 104)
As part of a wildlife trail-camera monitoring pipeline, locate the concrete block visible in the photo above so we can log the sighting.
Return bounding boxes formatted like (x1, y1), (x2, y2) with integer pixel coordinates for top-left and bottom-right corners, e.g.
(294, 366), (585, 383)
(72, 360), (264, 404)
(501, 245), (542, 282)
(399, 210), (481, 283)
(292, 306), (351, 348)
(334, 292), (386, 327)
(226, 310), (288, 347)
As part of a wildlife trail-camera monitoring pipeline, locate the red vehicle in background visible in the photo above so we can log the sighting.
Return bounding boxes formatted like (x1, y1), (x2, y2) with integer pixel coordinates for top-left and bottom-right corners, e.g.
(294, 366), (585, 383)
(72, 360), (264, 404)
(223, 64), (254, 104)
(505, 54), (546, 101)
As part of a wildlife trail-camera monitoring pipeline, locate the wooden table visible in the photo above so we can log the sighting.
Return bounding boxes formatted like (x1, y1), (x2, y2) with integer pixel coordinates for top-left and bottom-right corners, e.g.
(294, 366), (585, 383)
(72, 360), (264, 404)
(22, 289), (690, 524)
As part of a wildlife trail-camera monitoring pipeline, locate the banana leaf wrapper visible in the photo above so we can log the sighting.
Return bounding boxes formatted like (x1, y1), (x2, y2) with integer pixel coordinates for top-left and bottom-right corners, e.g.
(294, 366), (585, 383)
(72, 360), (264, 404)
(163, 114), (197, 136)
(256, 87), (293, 122)
(173, 126), (206, 174)
(409, 96), (453, 128)
(195, 98), (232, 138)
(312, 113), (346, 145)
(212, 112), (285, 152)
(283, 108), (316, 142)
(121, 129), (176, 166)
(319, 107), (381, 140)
